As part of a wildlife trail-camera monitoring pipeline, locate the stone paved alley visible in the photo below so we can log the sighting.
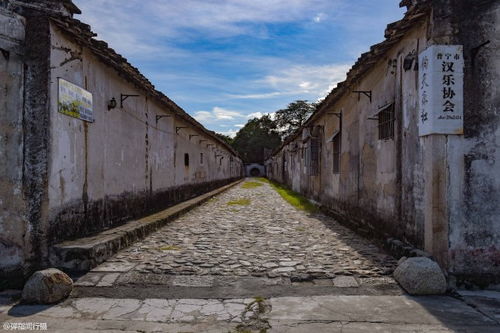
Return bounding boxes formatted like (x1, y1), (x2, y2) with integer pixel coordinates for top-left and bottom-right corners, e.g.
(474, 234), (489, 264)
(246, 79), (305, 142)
(2, 180), (500, 332)
(74, 179), (399, 298)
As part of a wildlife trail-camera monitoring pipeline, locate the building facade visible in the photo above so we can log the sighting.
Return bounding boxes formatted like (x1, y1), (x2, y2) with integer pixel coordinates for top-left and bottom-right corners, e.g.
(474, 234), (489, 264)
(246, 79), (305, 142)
(0, 0), (243, 284)
(266, 0), (499, 284)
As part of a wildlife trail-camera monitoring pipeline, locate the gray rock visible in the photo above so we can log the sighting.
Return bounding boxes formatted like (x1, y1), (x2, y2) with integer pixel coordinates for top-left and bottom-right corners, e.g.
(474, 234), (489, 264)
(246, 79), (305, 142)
(397, 256), (408, 266)
(22, 269), (73, 304)
(393, 257), (446, 295)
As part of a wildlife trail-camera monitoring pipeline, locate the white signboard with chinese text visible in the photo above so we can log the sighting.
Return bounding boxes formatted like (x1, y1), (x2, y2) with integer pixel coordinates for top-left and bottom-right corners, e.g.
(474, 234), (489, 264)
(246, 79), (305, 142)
(418, 45), (463, 136)
(58, 78), (94, 122)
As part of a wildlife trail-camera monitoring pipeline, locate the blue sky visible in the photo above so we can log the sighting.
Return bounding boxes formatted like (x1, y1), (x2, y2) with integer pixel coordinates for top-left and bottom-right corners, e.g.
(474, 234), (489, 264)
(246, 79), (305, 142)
(74, 0), (405, 137)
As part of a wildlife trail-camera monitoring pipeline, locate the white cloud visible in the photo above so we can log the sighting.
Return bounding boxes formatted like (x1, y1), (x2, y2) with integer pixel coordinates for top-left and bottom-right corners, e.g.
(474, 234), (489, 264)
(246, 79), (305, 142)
(218, 129), (239, 138)
(227, 91), (287, 99)
(213, 107), (245, 120)
(313, 13), (326, 23)
(247, 112), (264, 119)
(192, 111), (213, 122)
(235, 124), (245, 128)
(262, 63), (351, 99)
(193, 106), (246, 123)
(74, 0), (340, 58)
(225, 63), (350, 102)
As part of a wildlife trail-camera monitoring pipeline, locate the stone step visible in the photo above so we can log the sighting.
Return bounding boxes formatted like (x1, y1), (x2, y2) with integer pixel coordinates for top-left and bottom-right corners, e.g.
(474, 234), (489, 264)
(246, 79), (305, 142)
(49, 179), (243, 272)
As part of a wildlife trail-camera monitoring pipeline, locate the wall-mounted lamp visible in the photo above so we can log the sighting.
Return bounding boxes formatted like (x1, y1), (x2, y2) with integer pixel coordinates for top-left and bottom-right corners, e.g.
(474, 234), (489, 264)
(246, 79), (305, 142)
(107, 97), (117, 111)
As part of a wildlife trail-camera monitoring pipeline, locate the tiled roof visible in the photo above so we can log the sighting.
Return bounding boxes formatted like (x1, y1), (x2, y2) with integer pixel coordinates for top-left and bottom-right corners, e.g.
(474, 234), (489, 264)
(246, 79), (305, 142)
(50, 15), (240, 157)
(268, 1), (431, 157)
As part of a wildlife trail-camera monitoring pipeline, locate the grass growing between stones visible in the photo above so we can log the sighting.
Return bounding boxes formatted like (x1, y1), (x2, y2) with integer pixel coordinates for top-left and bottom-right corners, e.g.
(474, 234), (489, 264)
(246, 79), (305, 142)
(257, 177), (317, 213)
(241, 181), (264, 189)
(227, 199), (251, 206)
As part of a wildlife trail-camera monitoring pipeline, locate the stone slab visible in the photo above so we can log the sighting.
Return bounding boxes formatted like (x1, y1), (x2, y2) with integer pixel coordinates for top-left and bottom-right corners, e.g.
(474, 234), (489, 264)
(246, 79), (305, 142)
(333, 276), (359, 288)
(49, 179), (243, 272)
(0, 295), (498, 332)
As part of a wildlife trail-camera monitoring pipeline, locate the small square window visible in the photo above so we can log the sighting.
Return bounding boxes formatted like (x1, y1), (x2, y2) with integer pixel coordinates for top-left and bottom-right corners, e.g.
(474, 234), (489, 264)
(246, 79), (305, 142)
(378, 105), (394, 140)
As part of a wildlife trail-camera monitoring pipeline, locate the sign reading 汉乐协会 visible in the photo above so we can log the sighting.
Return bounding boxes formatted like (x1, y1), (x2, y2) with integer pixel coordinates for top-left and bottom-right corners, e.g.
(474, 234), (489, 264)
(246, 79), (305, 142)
(58, 78), (94, 122)
(418, 45), (464, 136)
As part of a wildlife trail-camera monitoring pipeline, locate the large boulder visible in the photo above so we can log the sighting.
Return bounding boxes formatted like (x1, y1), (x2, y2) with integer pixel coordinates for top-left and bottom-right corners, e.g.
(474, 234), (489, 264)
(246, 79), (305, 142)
(22, 268), (73, 304)
(394, 257), (447, 295)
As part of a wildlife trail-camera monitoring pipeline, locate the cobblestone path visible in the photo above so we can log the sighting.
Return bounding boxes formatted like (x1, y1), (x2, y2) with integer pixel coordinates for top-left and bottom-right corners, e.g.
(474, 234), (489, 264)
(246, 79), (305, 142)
(77, 179), (398, 294)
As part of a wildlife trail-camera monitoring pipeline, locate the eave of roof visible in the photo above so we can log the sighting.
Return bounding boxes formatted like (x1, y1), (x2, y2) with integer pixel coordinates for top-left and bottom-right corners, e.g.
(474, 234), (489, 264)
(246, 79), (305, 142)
(62, 0), (80, 14)
(49, 16), (240, 158)
(267, 2), (431, 159)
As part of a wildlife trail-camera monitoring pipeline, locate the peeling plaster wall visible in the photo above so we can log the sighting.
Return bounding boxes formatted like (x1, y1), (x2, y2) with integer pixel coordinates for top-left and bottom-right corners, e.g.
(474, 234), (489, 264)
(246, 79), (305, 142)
(268, 2), (500, 280)
(45, 24), (242, 246)
(446, 0), (500, 279)
(0, 8), (27, 282)
(268, 24), (429, 248)
(2, 5), (242, 284)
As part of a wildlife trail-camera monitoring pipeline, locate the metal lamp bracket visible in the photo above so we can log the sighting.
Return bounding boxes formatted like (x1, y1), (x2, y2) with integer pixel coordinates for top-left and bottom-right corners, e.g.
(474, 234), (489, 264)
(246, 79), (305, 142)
(155, 115), (171, 124)
(176, 127), (188, 134)
(327, 112), (342, 119)
(353, 90), (372, 103)
(120, 94), (140, 108)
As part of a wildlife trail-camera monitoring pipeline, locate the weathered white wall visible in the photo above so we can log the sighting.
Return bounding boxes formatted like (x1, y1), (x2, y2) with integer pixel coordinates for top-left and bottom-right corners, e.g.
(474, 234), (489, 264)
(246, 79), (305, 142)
(46, 24), (242, 242)
(0, 8), (27, 280)
(446, 1), (500, 277)
(268, 23), (429, 248)
(268, 3), (500, 281)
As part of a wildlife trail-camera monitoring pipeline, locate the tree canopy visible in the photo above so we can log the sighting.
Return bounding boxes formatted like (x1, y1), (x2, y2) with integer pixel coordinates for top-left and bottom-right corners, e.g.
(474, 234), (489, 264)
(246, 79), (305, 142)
(274, 100), (316, 138)
(212, 132), (233, 146)
(215, 100), (316, 163)
(231, 115), (281, 163)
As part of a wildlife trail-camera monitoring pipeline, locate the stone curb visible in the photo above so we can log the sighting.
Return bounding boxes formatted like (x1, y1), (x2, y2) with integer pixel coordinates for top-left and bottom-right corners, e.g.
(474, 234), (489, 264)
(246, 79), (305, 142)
(49, 179), (244, 272)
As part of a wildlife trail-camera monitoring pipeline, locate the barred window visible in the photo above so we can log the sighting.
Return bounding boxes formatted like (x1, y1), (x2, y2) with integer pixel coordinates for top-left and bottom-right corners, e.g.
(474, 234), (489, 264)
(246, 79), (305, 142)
(200, 153), (204, 165)
(309, 138), (320, 176)
(332, 134), (341, 174)
(378, 104), (394, 140)
(184, 153), (190, 167)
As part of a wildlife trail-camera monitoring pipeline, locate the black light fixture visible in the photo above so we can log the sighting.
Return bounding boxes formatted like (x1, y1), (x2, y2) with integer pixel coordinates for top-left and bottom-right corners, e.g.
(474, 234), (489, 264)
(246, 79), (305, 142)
(107, 97), (117, 111)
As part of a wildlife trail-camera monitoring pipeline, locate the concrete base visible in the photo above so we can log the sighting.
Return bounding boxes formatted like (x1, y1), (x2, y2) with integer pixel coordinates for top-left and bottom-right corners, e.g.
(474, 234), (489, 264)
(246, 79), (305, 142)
(1, 293), (498, 332)
(49, 180), (243, 272)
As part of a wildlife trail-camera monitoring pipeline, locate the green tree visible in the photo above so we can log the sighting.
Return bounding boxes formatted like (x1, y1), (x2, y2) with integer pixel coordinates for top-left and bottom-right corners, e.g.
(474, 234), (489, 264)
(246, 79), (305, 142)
(213, 132), (234, 146)
(274, 100), (316, 138)
(232, 115), (282, 163)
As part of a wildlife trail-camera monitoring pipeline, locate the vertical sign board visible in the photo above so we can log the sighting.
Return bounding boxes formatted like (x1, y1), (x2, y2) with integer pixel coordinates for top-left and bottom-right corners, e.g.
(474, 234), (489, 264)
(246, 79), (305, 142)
(58, 78), (94, 122)
(418, 45), (464, 136)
